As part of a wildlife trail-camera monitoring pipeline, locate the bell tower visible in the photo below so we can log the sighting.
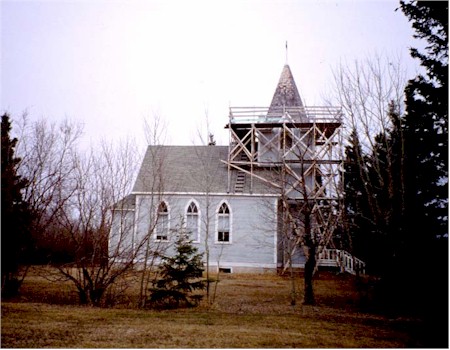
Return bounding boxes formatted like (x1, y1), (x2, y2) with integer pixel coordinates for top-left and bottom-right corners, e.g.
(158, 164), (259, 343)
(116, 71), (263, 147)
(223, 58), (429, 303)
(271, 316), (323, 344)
(223, 64), (345, 269)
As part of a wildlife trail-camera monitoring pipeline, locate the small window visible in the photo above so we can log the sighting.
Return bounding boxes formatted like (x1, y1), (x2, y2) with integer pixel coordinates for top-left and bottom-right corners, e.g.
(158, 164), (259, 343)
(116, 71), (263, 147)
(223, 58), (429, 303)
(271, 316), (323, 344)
(187, 201), (198, 214)
(156, 201), (169, 241)
(281, 132), (293, 150)
(218, 202), (229, 214)
(219, 267), (232, 274)
(217, 202), (230, 243)
(218, 231), (229, 242)
(186, 201), (199, 242)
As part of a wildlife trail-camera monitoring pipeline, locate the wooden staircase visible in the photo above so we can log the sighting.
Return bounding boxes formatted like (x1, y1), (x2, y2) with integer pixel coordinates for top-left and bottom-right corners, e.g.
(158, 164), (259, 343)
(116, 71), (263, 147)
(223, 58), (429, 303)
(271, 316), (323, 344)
(281, 248), (366, 275)
(318, 249), (366, 275)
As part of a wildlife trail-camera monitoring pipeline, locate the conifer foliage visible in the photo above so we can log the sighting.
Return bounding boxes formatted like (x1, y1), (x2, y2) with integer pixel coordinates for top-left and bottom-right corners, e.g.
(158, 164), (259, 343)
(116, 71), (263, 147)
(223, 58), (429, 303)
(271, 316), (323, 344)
(398, 1), (448, 346)
(1, 113), (33, 297)
(400, 0), (448, 239)
(342, 2), (447, 345)
(343, 104), (408, 276)
(339, 2), (447, 330)
(148, 229), (206, 309)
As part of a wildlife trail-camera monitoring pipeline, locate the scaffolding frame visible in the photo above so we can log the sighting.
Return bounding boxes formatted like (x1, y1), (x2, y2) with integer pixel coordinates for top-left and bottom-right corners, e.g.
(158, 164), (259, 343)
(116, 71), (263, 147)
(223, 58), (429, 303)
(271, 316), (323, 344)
(225, 106), (343, 193)
(224, 105), (345, 270)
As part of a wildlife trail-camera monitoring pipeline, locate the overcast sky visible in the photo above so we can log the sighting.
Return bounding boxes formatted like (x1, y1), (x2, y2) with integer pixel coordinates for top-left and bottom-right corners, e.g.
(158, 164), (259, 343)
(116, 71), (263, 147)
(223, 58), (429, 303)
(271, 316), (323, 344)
(2, 0), (422, 148)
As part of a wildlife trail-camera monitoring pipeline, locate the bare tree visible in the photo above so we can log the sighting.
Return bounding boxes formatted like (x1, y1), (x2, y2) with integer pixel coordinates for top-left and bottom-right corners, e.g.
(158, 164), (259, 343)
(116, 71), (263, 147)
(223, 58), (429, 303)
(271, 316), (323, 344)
(53, 138), (142, 306)
(326, 54), (409, 272)
(193, 111), (224, 306)
(328, 55), (406, 196)
(329, 54), (406, 147)
(275, 115), (344, 305)
(14, 114), (165, 306)
(134, 114), (170, 307)
(15, 114), (83, 260)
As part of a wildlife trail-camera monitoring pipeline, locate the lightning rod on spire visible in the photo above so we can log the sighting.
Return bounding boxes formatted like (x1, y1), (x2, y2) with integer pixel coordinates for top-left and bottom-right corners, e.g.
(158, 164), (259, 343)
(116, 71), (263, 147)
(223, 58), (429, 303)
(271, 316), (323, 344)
(285, 41), (288, 64)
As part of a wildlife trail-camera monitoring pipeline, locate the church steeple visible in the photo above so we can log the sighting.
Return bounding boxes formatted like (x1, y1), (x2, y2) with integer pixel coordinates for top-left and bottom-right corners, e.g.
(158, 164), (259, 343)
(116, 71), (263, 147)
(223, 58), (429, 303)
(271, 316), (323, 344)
(269, 64), (303, 109)
(268, 64), (305, 121)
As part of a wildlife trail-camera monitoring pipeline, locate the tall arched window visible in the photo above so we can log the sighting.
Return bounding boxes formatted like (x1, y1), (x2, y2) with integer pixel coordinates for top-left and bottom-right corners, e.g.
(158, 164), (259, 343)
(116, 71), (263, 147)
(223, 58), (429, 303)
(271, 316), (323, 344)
(186, 201), (200, 242)
(156, 201), (169, 241)
(217, 202), (231, 243)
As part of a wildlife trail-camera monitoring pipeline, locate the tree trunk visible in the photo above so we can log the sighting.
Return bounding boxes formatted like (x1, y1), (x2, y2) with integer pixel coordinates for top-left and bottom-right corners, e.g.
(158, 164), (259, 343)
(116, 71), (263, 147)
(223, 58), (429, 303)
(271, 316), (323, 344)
(303, 211), (315, 305)
(78, 288), (88, 305)
(303, 244), (316, 305)
(1, 274), (21, 298)
(289, 253), (296, 306)
(90, 287), (105, 307)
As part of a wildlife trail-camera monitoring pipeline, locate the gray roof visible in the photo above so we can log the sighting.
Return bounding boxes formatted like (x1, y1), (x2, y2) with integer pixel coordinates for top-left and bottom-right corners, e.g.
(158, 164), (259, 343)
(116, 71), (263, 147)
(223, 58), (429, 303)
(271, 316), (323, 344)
(268, 64), (305, 121)
(132, 145), (279, 195)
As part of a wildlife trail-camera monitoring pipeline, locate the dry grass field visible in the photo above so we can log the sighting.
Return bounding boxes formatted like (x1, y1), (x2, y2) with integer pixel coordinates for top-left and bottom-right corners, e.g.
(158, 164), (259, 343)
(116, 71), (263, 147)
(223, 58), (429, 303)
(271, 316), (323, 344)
(1, 268), (428, 348)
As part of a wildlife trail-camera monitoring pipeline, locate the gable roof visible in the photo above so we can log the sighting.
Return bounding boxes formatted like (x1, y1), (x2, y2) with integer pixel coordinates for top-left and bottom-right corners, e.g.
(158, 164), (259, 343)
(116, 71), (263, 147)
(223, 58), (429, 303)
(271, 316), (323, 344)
(132, 145), (278, 195)
(133, 145), (227, 194)
(268, 64), (305, 121)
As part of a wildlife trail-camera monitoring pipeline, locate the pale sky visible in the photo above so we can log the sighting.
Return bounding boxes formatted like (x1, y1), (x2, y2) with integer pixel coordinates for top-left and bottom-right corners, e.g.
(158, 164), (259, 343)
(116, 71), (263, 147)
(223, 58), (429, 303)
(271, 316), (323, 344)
(1, 0), (422, 148)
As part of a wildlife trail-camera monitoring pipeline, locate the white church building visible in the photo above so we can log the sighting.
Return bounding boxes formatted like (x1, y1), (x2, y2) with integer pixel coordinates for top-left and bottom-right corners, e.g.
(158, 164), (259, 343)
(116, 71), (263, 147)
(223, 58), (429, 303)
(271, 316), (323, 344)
(109, 64), (365, 274)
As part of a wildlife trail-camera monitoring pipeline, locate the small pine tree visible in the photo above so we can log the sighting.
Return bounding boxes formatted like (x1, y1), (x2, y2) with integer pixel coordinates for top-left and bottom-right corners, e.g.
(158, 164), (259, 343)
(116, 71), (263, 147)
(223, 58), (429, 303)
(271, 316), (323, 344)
(148, 228), (205, 309)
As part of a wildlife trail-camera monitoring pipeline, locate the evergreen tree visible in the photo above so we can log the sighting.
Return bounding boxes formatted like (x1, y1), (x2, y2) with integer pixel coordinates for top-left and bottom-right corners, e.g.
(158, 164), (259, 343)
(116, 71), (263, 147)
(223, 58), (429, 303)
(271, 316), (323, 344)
(343, 130), (373, 263)
(400, 0), (448, 239)
(344, 104), (406, 276)
(362, 105), (410, 311)
(398, 1), (448, 346)
(148, 228), (205, 309)
(1, 113), (33, 297)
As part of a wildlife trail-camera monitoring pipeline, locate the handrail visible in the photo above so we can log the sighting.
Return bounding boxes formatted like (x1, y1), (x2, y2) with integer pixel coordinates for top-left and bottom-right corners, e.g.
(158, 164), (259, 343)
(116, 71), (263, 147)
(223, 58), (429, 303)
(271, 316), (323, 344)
(229, 106), (343, 124)
(318, 248), (366, 275)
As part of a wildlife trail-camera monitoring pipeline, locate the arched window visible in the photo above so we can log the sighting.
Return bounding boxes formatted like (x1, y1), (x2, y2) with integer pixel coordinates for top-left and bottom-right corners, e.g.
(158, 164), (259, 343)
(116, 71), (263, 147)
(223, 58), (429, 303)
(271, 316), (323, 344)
(186, 201), (200, 242)
(156, 201), (169, 241)
(217, 202), (231, 243)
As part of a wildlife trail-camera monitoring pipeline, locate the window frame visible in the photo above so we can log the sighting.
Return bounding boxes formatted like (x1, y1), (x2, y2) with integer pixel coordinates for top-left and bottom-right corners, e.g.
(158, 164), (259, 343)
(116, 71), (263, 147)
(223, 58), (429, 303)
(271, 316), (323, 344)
(215, 201), (232, 244)
(185, 199), (201, 243)
(155, 200), (170, 242)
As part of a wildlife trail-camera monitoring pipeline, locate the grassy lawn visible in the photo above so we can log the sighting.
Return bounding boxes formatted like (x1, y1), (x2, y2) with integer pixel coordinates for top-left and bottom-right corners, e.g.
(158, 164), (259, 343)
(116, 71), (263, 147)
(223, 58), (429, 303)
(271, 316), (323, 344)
(1, 268), (427, 348)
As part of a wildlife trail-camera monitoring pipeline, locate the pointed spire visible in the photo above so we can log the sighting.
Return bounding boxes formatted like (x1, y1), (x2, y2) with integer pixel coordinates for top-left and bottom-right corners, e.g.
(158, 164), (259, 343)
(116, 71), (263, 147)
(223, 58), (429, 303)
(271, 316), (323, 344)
(268, 64), (305, 121)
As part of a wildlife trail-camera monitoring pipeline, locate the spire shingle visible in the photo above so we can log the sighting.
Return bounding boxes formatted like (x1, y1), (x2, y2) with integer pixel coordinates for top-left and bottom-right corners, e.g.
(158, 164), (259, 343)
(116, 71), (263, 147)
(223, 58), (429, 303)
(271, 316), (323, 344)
(268, 64), (305, 121)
